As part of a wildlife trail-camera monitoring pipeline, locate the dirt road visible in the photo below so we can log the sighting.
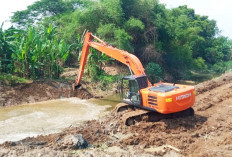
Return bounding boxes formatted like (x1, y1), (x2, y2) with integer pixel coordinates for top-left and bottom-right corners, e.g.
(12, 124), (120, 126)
(1, 73), (232, 156)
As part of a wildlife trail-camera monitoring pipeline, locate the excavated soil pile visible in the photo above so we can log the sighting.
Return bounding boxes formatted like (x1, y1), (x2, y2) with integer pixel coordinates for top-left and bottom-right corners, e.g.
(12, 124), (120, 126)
(0, 80), (92, 107)
(1, 73), (232, 156)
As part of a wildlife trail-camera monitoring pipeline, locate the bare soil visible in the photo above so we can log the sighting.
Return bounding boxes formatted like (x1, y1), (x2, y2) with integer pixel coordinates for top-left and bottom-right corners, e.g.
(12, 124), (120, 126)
(1, 72), (232, 156)
(0, 80), (92, 107)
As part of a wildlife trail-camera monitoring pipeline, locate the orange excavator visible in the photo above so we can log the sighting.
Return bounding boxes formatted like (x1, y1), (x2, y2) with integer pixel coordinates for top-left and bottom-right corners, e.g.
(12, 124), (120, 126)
(74, 32), (195, 125)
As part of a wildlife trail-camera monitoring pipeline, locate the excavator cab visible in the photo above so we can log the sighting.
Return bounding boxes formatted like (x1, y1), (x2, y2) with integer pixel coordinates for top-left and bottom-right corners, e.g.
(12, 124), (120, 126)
(121, 75), (148, 106)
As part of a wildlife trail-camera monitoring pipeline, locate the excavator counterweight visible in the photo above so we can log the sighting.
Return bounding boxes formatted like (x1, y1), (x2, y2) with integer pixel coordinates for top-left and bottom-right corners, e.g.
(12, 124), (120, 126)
(75, 32), (195, 125)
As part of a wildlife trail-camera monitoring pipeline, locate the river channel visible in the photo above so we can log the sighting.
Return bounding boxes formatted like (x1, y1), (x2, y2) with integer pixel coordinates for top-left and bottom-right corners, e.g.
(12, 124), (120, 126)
(0, 95), (121, 144)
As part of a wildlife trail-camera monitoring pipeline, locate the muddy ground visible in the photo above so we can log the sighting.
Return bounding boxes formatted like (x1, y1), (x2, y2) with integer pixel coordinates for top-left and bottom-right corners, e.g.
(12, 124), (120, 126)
(0, 66), (121, 107)
(1, 72), (232, 156)
(0, 80), (104, 107)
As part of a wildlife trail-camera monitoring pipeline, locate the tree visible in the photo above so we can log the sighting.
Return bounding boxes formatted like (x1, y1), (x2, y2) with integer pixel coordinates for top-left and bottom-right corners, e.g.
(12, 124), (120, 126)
(145, 62), (163, 83)
(11, 0), (82, 28)
(7, 0), (231, 81)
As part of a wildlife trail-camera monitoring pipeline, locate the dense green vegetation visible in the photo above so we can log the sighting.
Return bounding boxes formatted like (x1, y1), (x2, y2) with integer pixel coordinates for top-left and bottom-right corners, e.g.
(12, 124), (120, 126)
(1, 0), (232, 84)
(0, 73), (28, 85)
(1, 24), (70, 79)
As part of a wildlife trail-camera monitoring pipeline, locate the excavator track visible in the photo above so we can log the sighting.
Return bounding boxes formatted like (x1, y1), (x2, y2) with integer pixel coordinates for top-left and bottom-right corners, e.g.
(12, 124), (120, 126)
(121, 109), (150, 126)
(115, 103), (135, 112)
(115, 103), (194, 126)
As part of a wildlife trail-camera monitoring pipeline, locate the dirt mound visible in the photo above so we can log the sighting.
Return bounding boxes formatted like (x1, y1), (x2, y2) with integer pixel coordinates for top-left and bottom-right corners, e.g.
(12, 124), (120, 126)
(0, 80), (92, 107)
(114, 72), (232, 156)
(195, 72), (232, 95)
(1, 72), (232, 156)
(113, 72), (232, 156)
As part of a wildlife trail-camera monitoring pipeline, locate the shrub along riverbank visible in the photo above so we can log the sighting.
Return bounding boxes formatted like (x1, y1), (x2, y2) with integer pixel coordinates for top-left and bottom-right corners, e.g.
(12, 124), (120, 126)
(1, 0), (232, 87)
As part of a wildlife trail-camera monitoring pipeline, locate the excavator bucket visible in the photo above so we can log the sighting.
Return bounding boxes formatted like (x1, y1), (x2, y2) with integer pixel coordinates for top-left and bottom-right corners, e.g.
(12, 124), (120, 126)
(72, 83), (82, 91)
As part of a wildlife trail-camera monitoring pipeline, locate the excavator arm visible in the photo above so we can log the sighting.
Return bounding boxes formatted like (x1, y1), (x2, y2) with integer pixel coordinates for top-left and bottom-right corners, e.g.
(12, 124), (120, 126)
(74, 32), (195, 122)
(75, 32), (150, 86)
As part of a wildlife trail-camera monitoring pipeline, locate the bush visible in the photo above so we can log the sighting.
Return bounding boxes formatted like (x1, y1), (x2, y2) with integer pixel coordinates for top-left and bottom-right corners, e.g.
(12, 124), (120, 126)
(211, 62), (227, 73)
(194, 57), (207, 70)
(0, 73), (27, 85)
(225, 60), (232, 71)
(145, 62), (163, 83)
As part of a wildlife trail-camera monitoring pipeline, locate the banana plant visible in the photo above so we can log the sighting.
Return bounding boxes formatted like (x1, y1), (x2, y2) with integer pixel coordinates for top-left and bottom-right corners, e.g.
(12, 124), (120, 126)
(11, 24), (70, 79)
(0, 23), (18, 73)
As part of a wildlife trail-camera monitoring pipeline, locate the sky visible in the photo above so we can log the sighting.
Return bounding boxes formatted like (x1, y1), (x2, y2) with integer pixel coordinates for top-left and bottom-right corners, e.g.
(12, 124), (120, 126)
(0, 0), (38, 29)
(0, 0), (231, 39)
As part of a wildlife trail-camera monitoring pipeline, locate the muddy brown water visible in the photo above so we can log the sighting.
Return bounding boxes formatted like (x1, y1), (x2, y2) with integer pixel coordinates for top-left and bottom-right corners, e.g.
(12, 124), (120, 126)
(90, 94), (121, 110)
(0, 95), (121, 144)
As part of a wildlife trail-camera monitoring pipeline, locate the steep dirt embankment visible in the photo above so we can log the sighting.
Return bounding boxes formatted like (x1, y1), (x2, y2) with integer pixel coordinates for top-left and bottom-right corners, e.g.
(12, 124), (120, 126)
(0, 66), (122, 107)
(1, 73), (232, 156)
(0, 80), (92, 107)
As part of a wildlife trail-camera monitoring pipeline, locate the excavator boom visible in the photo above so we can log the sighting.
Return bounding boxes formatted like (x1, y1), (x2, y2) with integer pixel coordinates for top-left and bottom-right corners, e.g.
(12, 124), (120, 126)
(75, 32), (149, 86)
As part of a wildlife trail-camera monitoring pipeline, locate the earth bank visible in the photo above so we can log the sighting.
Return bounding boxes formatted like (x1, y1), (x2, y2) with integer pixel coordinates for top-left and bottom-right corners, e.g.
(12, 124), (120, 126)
(1, 72), (232, 156)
